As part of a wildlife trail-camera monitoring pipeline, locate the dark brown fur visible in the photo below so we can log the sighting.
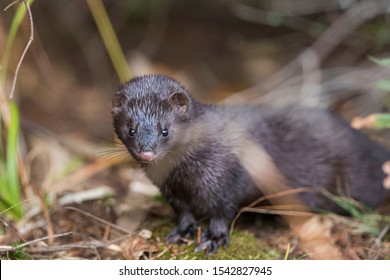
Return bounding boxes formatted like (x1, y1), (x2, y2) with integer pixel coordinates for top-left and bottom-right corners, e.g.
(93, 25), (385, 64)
(112, 74), (390, 253)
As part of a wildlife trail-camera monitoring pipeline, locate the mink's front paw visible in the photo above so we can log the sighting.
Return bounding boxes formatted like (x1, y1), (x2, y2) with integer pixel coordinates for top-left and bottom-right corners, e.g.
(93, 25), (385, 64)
(167, 224), (197, 244)
(195, 230), (229, 254)
(166, 227), (182, 244)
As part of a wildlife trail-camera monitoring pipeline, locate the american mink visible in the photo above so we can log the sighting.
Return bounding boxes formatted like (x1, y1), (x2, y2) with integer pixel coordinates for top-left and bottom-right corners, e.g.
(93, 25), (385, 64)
(112, 74), (390, 253)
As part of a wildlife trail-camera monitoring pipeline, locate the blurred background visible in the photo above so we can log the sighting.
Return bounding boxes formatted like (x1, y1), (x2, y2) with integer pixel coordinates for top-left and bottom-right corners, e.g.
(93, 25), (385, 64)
(5, 0), (390, 138)
(1, 0), (390, 259)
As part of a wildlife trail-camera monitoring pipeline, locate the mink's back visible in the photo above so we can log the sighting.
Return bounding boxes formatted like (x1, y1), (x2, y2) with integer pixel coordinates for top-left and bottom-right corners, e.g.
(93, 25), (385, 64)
(211, 104), (390, 210)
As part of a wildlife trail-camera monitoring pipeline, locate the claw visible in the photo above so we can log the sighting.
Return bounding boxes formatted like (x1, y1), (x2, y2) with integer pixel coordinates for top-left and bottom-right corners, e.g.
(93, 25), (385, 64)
(194, 234), (229, 254)
(166, 224), (197, 245)
(167, 220), (230, 254)
(195, 240), (212, 253)
(167, 229), (182, 244)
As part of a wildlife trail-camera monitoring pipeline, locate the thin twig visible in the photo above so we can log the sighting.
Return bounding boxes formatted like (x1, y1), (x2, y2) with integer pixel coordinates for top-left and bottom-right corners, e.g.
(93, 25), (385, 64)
(376, 224), (390, 242)
(23, 233), (135, 254)
(369, 223), (390, 259)
(15, 232), (73, 249)
(0, 232), (73, 252)
(0, 217), (26, 243)
(105, 233), (134, 245)
(26, 240), (105, 254)
(9, 0), (34, 98)
(152, 244), (173, 260)
(35, 185), (55, 245)
(239, 207), (314, 217)
(4, 0), (19, 11)
(64, 206), (133, 235)
(102, 224), (111, 242)
(93, 247), (101, 260)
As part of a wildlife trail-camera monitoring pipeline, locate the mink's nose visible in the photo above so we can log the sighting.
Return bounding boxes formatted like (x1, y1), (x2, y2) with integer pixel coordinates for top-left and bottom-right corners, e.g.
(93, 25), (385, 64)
(139, 151), (156, 161)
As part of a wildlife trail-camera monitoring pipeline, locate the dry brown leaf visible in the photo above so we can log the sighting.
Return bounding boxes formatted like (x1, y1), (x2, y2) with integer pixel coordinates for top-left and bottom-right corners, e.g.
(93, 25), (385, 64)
(292, 215), (347, 260)
(120, 235), (158, 260)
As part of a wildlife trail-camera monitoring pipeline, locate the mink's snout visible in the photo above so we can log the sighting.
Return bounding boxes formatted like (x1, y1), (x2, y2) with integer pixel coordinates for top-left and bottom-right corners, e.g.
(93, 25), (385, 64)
(139, 150), (156, 162)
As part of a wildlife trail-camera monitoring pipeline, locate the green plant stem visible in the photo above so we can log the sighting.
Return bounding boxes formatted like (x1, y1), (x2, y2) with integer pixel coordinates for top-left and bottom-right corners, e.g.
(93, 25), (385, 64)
(0, 101), (22, 219)
(373, 113), (390, 129)
(86, 0), (132, 83)
(7, 102), (20, 203)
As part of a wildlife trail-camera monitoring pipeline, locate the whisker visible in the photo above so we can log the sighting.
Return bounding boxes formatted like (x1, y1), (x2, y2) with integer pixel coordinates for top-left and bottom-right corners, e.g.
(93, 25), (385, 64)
(99, 153), (132, 165)
(92, 140), (133, 165)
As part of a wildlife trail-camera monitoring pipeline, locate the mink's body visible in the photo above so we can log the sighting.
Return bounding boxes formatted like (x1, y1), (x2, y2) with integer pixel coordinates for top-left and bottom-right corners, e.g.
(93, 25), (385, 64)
(112, 75), (390, 253)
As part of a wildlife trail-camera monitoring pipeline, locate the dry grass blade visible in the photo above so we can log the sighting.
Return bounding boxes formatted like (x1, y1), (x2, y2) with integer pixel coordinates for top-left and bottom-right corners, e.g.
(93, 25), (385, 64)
(369, 224), (390, 259)
(64, 206), (133, 235)
(5, 0), (34, 99)
(26, 240), (105, 254)
(15, 232), (72, 249)
(239, 207), (314, 218)
(230, 187), (312, 234)
(248, 187), (312, 208)
(0, 217), (26, 242)
(284, 242), (291, 260)
(51, 157), (123, 193)
(0, 232), (72, 252)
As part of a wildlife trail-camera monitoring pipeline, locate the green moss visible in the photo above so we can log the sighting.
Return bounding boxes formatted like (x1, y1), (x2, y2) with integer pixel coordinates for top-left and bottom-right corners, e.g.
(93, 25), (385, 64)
(152, 224), (282, 260)
(0, 243), (32, 260)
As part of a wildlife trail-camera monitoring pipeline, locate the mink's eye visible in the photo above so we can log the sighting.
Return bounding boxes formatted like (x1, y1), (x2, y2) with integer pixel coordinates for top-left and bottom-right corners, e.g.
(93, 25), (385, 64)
(129, 128), (136, 137)
(162, 128), (169, 137)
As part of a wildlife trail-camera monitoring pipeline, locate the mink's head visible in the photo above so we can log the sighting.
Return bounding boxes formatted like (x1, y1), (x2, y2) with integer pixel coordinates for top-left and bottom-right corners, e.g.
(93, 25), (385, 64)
(112, 75), (195, 164)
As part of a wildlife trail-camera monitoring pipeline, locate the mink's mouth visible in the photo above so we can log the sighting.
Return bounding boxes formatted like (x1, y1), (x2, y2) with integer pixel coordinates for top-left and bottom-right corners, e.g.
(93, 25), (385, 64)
(136, 150), (157, 164)
(126, 149), (156, 164)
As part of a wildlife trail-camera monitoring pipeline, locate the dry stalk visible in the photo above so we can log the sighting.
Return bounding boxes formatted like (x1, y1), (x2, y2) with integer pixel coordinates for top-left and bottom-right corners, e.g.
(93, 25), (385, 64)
(64, 206), (133, 235)
(50, 157), (123, 193)
(4, 0), (34, 99)
(230, 187), (313, 234)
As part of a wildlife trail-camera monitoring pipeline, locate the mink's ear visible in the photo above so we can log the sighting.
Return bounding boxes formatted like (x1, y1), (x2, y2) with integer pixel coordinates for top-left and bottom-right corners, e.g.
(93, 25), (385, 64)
(112, 91), (127, 114)
(169, 92), (189, 114)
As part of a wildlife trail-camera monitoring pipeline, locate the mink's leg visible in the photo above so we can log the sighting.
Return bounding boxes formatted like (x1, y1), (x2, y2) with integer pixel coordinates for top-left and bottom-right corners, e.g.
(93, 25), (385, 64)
(167, 211), (198, 244)
(195, 217), (229, 254)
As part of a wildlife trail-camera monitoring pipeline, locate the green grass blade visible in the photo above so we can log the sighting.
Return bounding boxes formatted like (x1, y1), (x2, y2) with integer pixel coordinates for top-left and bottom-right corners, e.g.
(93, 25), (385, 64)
(86, 0), (132, 83)
(0, 109), (3, 156)
(1, 101), (22, 219)
(372, 113), (390, 129)
(7, 102), (20, 193)
(369, 56), (390, 67)
(320, 189), (370, 219)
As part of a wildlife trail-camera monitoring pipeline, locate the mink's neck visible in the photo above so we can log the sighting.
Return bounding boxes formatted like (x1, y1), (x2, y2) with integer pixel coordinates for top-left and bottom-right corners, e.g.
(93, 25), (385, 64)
(144, 102), (217, 187)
